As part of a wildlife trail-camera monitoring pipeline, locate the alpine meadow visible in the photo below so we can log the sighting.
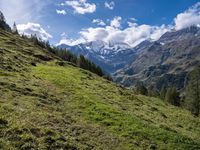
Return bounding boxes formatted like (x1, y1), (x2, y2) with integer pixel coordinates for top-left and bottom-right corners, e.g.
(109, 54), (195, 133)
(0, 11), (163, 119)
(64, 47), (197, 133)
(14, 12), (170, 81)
(0, 1), (200, 150)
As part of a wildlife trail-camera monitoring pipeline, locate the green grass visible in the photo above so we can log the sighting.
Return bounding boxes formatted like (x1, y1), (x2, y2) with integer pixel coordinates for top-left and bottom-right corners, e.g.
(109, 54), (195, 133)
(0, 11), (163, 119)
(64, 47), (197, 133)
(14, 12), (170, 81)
(32, 64), (200, 149)
(0, 29), (200, 149)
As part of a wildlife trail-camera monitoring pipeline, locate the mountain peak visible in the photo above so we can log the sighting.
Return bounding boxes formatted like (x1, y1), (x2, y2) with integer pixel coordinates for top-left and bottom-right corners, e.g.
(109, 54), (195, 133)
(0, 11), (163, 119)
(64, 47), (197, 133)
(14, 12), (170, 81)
(159, 25), (200, 43)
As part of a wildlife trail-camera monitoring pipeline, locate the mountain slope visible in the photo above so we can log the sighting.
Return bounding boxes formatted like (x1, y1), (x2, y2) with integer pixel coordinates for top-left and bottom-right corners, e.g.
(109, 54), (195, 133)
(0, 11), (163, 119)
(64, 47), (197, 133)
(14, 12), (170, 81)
(59, 26), (200, 90)
(1, 29), (200, 149)
(113, 26), (200, 90)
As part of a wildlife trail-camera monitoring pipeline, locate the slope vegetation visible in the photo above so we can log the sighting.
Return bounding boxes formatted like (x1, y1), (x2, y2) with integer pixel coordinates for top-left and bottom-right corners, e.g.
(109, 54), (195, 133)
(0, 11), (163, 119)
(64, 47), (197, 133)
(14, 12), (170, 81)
(0, 29), (200, 150)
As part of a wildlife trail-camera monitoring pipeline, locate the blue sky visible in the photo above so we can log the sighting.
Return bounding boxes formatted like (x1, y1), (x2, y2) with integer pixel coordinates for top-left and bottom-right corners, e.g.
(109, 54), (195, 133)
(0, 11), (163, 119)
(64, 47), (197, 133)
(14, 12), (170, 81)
(0, 0), (199, 46)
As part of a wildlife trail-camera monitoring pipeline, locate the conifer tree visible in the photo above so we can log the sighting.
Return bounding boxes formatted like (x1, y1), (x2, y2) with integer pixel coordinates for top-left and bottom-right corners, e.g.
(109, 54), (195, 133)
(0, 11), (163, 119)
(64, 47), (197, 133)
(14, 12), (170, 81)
(165, 87), (180, 106)
(12, 22), (18, 34)
(0, 11), (11, 31)
(0, 11), (5, 22)
(160, 86), (167, 100)
(148, 85), (159, 97)
(185, 66), (200, 116)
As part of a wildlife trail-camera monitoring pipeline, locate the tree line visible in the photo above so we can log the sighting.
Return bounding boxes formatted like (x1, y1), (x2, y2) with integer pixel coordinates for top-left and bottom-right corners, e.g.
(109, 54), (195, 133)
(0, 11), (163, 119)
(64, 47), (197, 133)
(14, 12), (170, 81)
(48, 45), (104, 77)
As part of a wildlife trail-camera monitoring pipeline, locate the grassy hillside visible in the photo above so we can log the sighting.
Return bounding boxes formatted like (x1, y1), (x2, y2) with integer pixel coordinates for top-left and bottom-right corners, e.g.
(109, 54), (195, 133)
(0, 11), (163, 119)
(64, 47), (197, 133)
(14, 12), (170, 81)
(0, 29), (200, 150)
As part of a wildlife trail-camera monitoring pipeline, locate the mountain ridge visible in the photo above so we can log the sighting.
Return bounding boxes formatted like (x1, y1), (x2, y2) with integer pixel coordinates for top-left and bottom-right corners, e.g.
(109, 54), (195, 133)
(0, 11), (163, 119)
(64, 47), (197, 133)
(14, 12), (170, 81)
(113, 26), (200, 90)
(58, 26), (200, 90)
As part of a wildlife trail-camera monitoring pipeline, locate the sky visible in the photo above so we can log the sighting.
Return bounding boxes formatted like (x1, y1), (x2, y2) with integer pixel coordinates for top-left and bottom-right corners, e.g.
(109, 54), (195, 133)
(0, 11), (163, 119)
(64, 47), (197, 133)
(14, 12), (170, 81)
(0, 0), (200, 47)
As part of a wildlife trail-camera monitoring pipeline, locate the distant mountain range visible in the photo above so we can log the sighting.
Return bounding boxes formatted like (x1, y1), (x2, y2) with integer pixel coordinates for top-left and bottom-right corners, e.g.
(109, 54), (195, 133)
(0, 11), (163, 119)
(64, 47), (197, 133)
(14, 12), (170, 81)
(58, 26), (200, 90)
(58, 40), (136, 74)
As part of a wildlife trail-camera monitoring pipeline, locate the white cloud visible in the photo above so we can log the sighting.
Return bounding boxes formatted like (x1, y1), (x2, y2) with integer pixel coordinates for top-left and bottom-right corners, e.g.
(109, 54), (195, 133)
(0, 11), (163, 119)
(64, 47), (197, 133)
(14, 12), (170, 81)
(127, 18), (137, 27)
(57, 38), (85, 46)
(130, 18), (137, 21)
(58, 2), (200, 48)
(62, 0), (96, 14)
(61, 32), (67, 37)
(78, 21), (171, 47)
(56, 9), (67, 15)
(0, 0), (50, 25)
(174, 2), (200, 30)
(57, 32), (86, 46)
(105, 1), (115, 10)
(60, 2), (66, 6)
(110, 16), (122, 28)
(58, 16), (171, 47)
(127, 22), (138, 27)
(92, 19), (106, 26)
(80, 27), (110, 42)
(17, 23), (52, 41)
(150, 25), (172, 40)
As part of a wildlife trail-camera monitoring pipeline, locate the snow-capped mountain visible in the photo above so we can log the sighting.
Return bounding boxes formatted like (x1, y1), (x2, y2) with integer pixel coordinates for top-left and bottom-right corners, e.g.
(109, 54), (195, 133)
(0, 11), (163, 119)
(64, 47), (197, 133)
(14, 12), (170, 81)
(58, 40), (141, 73)
(59, 40), (132, 54)
(83, 40), (131, 54)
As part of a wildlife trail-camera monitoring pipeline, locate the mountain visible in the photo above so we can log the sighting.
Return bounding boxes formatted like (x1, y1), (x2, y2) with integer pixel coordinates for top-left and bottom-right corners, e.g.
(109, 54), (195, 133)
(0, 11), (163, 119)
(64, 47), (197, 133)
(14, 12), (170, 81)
(113, 26), (200, 90)
(58, 26), (200, 91)
(58, 40), (138, 74)
(1, 28), (200, 149)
